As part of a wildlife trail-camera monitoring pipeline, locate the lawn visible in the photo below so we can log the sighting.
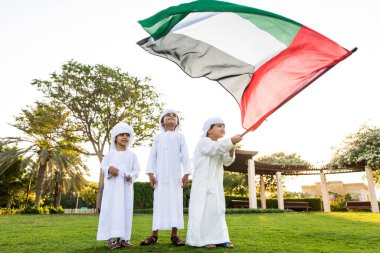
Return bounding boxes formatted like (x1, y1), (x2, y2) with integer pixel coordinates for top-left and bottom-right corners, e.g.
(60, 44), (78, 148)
(0, 212), (379, 253)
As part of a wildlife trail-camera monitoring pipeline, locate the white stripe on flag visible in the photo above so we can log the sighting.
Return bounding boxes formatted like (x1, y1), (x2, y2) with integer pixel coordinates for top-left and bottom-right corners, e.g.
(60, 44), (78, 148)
(173, 12), (287, 70)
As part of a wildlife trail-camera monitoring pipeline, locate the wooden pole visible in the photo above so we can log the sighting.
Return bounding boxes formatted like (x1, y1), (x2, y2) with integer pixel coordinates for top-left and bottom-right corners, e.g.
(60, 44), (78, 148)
(365, 166), (379, 213)
(320, 171), (331, 212)
(276, 172), (284, 210)
(260, 175), (266, 209)
(247, 159), (257, 209)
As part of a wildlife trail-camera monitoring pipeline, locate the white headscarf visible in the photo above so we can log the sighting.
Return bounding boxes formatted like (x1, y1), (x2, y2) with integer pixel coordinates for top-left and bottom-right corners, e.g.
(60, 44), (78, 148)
(110, 122), (134, 150)
(159, 108), (180, 132)
(202, 117), (225, 137)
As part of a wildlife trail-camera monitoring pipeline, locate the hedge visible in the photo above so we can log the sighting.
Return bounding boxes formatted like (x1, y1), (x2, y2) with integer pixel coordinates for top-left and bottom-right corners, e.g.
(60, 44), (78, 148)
(225, 196), (322, 211)
(134, 182), (322, 211)
(133, 182), (192, 209)
(133, 208), (290, 214)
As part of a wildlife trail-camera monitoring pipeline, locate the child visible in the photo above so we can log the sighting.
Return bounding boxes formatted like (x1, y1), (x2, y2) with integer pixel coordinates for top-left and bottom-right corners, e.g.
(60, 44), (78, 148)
(140, 108), (191, 246)
(97, 122), (140, 249)
(186, 117), (243, 248)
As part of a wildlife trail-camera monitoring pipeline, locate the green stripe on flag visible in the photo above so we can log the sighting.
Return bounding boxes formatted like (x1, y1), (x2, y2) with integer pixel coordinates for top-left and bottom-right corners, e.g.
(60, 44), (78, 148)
(138, 0), (302, 40)
(139, 13), (188, 40)
(237, 13), (301, 46)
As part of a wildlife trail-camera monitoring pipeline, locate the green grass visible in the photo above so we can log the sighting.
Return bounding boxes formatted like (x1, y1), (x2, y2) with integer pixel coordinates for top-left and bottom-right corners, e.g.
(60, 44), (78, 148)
(0, 212), (379, 253)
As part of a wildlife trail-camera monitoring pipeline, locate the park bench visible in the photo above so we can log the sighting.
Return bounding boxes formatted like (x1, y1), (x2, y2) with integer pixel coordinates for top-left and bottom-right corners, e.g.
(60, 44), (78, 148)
(231, 200), (249, 208)
(345, 201), (372, 211)
(284, 201), (311, 211)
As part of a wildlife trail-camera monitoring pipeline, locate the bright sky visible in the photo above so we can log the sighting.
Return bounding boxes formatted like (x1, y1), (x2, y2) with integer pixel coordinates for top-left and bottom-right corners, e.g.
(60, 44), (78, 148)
(1, 0), (380, 194)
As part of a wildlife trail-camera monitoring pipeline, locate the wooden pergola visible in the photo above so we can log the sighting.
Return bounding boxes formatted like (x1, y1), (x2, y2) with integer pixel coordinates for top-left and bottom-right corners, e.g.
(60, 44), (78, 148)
(224, 150), (379, 213)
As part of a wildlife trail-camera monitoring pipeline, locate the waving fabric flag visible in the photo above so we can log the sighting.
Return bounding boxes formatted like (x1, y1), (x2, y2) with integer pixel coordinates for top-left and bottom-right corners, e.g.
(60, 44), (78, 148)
(137, 0), (354, 132)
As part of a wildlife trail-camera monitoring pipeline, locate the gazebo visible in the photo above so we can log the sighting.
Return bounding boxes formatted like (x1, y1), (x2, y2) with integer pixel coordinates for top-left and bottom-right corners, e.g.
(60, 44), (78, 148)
(225, 150), (379, 213)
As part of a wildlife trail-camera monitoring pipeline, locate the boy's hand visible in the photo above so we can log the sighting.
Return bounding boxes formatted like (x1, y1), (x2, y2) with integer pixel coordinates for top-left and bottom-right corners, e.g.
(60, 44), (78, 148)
(125, 175), (132, 182)
(108, 166), (119, 177)
(231, 135), (243, 145)
(148, 173), (156, 189)
(182, 174), (189, 188)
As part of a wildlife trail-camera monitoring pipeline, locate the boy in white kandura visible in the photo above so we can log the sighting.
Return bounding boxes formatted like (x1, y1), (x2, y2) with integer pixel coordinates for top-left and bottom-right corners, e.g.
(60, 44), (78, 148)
(97, 122), (140, 249)
(186, 117), (243, 249)
(140, 108), (192, 246)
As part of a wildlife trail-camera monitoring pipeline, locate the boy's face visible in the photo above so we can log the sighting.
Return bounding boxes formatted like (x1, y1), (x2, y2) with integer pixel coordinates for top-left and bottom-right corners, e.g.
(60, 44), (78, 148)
(115, 133), (130, 148)
(162, 113), (178, 131)
(208, 124), (225, 139)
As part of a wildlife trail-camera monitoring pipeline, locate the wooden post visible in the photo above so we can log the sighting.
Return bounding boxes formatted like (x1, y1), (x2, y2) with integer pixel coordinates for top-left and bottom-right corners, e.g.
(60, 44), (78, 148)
(260, 175), (266, 209)
(365, 166), (379, 213)
(247, 159), (257, 209)
(319, 171), (331, 212)
(276, 172), (284, 210)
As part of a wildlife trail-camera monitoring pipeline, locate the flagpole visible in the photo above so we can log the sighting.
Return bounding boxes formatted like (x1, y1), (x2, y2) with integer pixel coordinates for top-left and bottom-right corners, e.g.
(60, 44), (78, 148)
(239, 47), (357, 137)
(241, 129), (250, 137)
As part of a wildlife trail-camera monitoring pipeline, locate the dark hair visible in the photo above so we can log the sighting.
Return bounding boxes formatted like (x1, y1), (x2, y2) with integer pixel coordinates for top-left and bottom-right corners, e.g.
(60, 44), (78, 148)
(206, 124), (216, 137)
(115, 133), (130, 143)
(161, 114), (179, 128)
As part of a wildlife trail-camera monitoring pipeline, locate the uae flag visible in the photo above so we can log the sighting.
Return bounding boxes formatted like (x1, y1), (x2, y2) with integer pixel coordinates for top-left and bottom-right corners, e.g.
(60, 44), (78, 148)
(137, 0), (353, 132)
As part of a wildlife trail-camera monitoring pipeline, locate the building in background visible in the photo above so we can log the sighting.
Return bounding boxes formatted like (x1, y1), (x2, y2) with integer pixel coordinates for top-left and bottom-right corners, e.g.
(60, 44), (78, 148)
(302, 181), (369, 201)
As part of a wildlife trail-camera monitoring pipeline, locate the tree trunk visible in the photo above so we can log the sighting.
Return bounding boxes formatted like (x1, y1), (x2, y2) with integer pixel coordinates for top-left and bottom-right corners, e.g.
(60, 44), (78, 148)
(96, 171), (104, 212)
(25, 170), (34, 205)
(53, 178), (60, 208)
(34, 162), (47, 207)
(6, 194), (12, 208)
(96, 152), (104, 212)
(57, 181), (62, 207)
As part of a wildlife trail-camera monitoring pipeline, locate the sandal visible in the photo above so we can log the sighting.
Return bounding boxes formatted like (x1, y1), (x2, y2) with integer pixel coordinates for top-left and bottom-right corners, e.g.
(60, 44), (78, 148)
(107, 239), (120, 249)
(205, 244), (217, 248)
(120, 240), (133, 248)
(216, 242), (234, 248)
(171, 235), (185, 246)
(140, 235), (158, 246)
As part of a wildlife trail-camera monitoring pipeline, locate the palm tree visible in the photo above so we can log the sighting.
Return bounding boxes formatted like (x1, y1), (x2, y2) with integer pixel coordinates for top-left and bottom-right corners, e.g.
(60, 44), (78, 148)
(43, 149), (89, 207)
(0, 102), (87, 207)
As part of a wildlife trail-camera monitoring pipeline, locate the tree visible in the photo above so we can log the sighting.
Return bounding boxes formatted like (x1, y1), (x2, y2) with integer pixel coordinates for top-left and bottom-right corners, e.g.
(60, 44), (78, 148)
(330, 125), (380, 185)
(32, 60), (164, 209)
(79, 182), (98, 208)
(42, 150), (89, 207)
(256, 152), (312, 194)
(0, 144), (28, 208)
(1, 102), (87, 207)
(223, 171), (248, 196)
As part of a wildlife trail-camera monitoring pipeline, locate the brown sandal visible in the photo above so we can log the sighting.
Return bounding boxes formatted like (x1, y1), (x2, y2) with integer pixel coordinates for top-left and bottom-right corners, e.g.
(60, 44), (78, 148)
(120, 240), (133, 248)
(171, 235), (185, 246)
(140, 235), (158, 246)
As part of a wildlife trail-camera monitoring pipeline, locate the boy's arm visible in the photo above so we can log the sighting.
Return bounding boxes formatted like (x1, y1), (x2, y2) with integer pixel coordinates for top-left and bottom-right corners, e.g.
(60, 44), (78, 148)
(180, 134), (192, 175)
(128, 153), (140, 183)
(100, 153), (112, 178)
(148, 173), (156, 189)
(198, 137), (235, 157)
(145, 139), (158, 175)
(223, 148), (236, 167)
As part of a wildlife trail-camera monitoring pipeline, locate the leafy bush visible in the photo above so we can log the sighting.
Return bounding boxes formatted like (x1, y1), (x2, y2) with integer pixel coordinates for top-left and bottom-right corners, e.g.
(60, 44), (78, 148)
(133, 207), (289, 214)
(133, 182), (154, 209)
(225, 208), (291, 214)
(48, 206), (64, 214)
(0, 208), (17, 215)
(133, 181), (192, 209)
(20, 206), (44, 214)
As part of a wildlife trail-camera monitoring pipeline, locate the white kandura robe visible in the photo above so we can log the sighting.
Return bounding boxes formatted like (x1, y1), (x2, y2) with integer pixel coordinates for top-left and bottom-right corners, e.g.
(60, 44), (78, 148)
(186, 137), (235, 247)
(146, 131), (191, 230)
(97, 149), (140, 241)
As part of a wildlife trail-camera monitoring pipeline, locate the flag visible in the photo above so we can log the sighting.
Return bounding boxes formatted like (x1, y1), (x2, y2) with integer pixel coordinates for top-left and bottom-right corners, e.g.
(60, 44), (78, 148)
(137, 0), (353, 131)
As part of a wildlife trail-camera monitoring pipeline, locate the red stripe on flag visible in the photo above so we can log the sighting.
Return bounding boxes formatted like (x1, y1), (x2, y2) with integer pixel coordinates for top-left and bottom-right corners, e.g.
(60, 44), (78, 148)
(239, 26), (351, 131)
